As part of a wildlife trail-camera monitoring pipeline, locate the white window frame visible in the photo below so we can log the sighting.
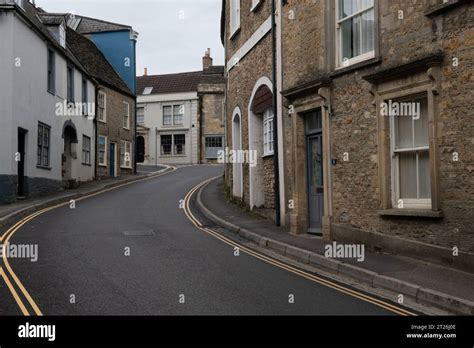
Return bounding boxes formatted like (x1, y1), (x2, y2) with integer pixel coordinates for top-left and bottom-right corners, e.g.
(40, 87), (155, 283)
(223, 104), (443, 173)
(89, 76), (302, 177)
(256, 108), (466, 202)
(336, 0), (376, 68)
(137, 107), (145, 124)
(263, 108), (274, 157)
(162, 105), (173, 126)
(59, 24), (66, 48)
(120, 140), (132, 169)
(82, 135), (91, 165)
(230, 0), (241, 39)
(97, 91), (107, 123)
(389, 96), (431, 210)
(173, 104), (184, 125)
(123, 101), (130, 129)
(98, 135), (107, 167)
(251, 0), (262, 12)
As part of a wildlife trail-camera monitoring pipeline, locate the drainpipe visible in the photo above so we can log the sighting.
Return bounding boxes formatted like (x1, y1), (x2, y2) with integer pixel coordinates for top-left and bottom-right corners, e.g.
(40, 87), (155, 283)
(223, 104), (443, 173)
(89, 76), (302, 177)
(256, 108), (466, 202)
(272, 0), (281, 226)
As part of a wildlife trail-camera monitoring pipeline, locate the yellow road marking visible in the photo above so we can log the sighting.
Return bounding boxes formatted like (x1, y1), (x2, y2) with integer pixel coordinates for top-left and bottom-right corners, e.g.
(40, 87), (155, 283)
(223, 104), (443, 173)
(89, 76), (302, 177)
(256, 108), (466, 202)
(183, 178), (417, 317)
(0, 267), (30, 316)
(0, 166), (177, 316)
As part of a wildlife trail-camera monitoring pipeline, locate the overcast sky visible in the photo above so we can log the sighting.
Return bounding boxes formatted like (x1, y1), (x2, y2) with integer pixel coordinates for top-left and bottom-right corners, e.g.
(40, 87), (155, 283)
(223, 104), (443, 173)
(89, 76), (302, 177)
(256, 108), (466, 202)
(36, 0), (224, 75)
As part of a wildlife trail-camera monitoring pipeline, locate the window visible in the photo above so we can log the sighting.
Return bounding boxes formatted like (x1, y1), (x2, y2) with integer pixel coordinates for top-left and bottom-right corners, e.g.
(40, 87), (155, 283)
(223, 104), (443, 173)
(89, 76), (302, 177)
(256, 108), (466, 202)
(137, 107), (145, 124)
(230, 0), (240, 37)
(390, 97), (431, 208)
(143, 87), (153, 95)
(173, 105), (184, 125)
(120, 140), (132, 168)
(82, 77), (88, 115)
(161, 135), (172, 155)
(67, 66), (74, 103)
(174, 134), (186, 155)
(59, 24), (66, 48)
(205, 136), (224, 159)
(163, 106), (172, 126)
(337, 0), (375, 67)
(98, 136), (107, 166)
(82, 135), (91, 165)
(47, 48), (55, 93)
(37, 123), (50, 167)
(123, 102), (130, 129)
(263, 109), (274, 156)
(97, 91), (106, 122)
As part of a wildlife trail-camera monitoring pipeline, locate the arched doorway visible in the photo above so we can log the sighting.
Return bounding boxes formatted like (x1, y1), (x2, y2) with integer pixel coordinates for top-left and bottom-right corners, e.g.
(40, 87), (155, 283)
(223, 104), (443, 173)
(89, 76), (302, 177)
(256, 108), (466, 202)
(62, 121), (78, 186)
(248, 77), (273, 209)
(137, 136), (145, 163)
(232, 108), (243, 198)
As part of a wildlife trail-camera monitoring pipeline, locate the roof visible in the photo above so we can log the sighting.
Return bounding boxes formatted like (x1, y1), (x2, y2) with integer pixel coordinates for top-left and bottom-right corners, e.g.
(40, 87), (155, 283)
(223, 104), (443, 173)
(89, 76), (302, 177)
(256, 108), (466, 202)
(3, 1), (92, 81)
(137, 66), (225, 96)
(37, 13), (64, 25)
(66, 28), (134, 97)
(73, 15), (132, 34)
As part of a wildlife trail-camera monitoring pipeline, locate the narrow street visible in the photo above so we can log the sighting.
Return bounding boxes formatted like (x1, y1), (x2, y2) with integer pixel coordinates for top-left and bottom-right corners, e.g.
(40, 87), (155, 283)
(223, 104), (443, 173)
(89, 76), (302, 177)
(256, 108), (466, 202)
(1, 165), (396, 316)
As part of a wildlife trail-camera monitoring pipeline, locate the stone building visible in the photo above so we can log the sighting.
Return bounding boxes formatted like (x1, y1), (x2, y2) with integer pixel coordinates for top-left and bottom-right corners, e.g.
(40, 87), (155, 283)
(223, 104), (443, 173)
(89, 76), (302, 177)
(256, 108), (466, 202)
(221, 0), (286, 219)
(67, 28), (136, 179)
(222, 0), (473, 270)
(136, 51), (225, 165)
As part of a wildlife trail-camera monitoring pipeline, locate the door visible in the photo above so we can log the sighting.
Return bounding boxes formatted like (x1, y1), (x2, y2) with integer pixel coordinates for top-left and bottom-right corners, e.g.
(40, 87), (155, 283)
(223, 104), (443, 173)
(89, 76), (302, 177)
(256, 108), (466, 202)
(307, 133), (324, 234)
(17, 128), (27, 197)
(137, 136), (145, 163)
(109, 143), (116, 177)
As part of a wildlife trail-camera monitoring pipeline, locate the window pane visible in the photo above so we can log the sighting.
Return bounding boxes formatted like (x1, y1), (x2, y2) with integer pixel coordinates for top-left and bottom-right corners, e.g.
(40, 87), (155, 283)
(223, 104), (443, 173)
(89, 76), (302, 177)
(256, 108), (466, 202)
(360, 9), (374, 54)
(341, 18), (354, 60)
(418, 151), (431, 199)
(174, 134), (185, 155)
(414, 99), (429, 147)
(395, 114), (413, 150)
(161, 135), (172, 155)
(163, 106), (172, 125)
(399, 152), (417, 199)
(173, 105), (183, 125)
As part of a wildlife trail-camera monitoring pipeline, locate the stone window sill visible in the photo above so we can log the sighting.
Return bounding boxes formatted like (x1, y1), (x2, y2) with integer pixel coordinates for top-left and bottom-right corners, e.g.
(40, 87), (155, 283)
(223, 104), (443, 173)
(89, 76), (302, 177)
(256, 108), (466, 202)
(378, 209), (443, 218)
(36, 165), (51, 171)
(425, 0), (461, 17)
(331, 56), (382, 79)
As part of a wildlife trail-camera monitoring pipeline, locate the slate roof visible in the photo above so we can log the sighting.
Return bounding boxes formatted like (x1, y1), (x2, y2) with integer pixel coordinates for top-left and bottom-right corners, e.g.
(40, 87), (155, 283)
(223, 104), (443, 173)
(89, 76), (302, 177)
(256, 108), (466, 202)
(137, 66), (225, 96)
(66, 28), (133, 97)
(74, 15), (132, 34)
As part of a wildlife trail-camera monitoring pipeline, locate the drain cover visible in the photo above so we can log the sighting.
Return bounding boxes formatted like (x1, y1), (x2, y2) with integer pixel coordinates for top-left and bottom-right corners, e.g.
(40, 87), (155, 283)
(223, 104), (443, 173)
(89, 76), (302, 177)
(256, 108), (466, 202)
(122, 229), (155, 236)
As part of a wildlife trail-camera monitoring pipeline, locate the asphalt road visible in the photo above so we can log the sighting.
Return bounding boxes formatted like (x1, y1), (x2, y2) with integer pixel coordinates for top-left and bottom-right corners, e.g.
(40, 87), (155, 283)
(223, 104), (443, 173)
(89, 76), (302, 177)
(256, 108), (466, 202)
(1, 165), (392, 315)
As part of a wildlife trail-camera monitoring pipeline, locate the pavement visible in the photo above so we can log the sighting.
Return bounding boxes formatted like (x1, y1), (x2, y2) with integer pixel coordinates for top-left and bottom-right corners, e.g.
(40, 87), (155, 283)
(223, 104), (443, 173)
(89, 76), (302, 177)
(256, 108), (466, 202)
(196, 177), (474, 315)
(0, 165), (406, 315)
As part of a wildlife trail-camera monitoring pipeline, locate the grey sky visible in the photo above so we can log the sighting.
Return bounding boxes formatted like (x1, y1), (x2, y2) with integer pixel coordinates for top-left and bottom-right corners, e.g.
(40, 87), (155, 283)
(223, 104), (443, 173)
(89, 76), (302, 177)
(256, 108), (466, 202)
(36, 0), (224, 75)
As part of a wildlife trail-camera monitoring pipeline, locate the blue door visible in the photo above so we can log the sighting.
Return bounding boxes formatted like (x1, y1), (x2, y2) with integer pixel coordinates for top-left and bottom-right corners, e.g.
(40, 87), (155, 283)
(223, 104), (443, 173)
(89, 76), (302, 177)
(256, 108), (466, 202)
(109, 143), (116, 177)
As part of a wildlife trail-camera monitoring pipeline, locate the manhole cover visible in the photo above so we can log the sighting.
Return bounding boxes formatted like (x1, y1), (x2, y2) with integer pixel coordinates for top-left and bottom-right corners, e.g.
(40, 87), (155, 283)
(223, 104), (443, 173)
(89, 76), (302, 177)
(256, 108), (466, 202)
(122, 229), (155, 236)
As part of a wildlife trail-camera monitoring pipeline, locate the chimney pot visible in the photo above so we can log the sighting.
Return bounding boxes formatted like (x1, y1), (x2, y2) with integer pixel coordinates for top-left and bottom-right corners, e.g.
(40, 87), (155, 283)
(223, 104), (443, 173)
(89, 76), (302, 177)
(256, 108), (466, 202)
(144, 67), (148, 76)
(203, 48), (213, 70)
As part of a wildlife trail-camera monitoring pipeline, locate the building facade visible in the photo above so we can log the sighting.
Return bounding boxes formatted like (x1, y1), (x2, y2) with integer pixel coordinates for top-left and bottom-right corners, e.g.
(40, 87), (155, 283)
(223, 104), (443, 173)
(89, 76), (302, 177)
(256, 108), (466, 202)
(136, 51), (225, 165)
(0, 0), (96, 203)
(67, 28), (136, 179)
(222, 0), (474, 269)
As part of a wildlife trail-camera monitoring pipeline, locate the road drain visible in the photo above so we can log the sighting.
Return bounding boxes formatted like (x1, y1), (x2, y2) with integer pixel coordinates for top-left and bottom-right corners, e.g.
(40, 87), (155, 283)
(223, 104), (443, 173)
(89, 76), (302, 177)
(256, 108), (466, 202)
(122, 229), (155, 236)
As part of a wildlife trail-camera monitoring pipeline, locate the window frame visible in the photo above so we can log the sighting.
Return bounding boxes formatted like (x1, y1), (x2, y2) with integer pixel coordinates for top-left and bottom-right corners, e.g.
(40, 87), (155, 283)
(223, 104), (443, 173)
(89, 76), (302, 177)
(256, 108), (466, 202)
(37, 122), (51, 168)
(335, 0), (376, 69)
(67, 66), (75, 104)
(123, 101), (130, 129)
(389, 95), (431, 209)
(173, 134), (186, 156)
(137, 107), (145, 124)
(82, 135), (91, 166)
(98, 135), (107, 167)
(120, 140), (132, 169)
(47, 48), (55, 94)
(229, 0), (241, 39)
(97, 91), (107, 123)
(263, 108), (274, 157)
(160, 134), (173, 156)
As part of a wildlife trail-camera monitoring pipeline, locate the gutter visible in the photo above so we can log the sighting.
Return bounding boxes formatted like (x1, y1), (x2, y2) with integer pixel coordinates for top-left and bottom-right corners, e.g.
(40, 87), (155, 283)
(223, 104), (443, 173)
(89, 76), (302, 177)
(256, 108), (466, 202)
(271, 0), (281, 226)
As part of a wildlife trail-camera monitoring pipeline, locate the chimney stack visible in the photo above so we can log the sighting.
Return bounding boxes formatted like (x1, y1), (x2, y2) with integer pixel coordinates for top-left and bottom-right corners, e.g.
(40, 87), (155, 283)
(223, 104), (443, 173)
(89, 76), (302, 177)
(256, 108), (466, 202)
(202, 48), (213, 70)
(144, 67), (148, 76)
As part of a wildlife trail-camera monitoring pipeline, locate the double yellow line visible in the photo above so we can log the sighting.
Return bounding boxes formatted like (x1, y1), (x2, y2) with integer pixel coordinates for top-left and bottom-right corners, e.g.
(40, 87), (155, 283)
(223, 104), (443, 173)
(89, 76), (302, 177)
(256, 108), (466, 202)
(0, 166), (177, 316)
(183, 178), (417, 317)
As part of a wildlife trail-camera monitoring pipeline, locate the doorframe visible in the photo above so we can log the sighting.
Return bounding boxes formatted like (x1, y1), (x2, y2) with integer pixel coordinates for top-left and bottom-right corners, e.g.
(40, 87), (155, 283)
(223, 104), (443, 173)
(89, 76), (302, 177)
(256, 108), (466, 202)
(110, 141), (117, 178)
